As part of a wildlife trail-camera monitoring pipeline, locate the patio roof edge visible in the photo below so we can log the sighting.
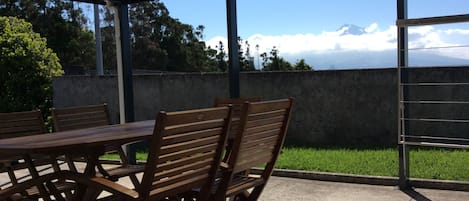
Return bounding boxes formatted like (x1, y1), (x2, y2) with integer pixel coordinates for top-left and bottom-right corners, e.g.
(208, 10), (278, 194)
(72, 0), (147, 5)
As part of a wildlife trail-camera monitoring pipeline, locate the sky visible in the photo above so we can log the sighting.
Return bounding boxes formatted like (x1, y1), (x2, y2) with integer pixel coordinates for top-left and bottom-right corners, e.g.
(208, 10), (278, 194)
(162, 0), (469, 38)
(165, 0), (469, 68)
(81, 0), (469, 69)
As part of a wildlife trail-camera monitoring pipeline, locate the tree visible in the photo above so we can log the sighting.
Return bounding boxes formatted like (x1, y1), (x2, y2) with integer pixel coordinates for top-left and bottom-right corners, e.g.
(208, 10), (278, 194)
(261, 46), (293, 71)
(240, 39), (255, 71)
(0, 0), (95, 70)
(108, 0), (217, 72)
(294, 59), (313, 71)
(0, 16), (63, 113)
(215, 41), (228, 72)
(98, 0), (219, 72)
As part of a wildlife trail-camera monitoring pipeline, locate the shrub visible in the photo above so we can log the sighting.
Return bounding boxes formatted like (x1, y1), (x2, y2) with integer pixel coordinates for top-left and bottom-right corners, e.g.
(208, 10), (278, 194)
(0, 16), (63, 113)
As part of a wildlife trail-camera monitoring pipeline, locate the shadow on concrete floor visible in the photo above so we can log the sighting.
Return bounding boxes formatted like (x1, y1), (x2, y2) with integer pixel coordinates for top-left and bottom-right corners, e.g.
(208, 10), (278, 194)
(403, 189), (432, 201)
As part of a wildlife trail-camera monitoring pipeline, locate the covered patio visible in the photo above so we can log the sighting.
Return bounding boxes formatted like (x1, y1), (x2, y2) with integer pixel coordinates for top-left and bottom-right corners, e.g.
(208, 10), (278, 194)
(1, 0), (469, 200)
(75, 0), (469, 192)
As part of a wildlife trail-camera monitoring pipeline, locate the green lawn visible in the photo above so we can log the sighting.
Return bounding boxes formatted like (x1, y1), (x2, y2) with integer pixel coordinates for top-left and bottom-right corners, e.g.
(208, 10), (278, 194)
(276, 147), (469, 181)
(103, 147), (469, 181)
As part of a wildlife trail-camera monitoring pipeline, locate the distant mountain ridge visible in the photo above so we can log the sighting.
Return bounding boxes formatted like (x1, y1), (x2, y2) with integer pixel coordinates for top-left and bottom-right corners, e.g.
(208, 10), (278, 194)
(284, 50), (469, 70)
(278, 24), (469, 70)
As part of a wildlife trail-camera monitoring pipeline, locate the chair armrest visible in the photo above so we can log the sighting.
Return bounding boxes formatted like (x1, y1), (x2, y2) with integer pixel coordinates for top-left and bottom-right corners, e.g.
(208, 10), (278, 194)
(61, 171), (139, 199)
(219, 162), (230, 170)
(0, 172), (61, 200)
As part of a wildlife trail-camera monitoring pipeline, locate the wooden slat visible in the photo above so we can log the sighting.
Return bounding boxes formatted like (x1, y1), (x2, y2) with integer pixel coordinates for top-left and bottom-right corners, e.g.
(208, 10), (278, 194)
(0, 111), (41, 121)
(51, 104), (110, 132)
(158, 143), (218, 163)
(154, 159), (212, 181)
(162, 128), (222, 145)
(163, 120), (225, 136)
(0, 126), (43, 136)
(156, 151), (215, 172)
(0, 111), (45, 139)
(239, 144), (276, 161)
(164, 107), (230, 126)
(240, 136), (278, 151)
(242, 129), (280, 143)
(137, 106), (231, 199)
(234, 152), (274, 173)
(226, 177), (264, 197)
(245, 116), (284, 129)
(243, 123), (283, 137)
(248, 99), (291, 114)
(0, 119), (41, 127)
(214, 97), (262, 106)
(215, 98), (293, 200)
(149, 175), (207, 199)
(159, 135), (220, 155)
(238, 150), (274, 166)
(52, 104), (107, 115)
(151, 166), (210, 189)
(238, 145), (276, 162)
(247, 110), (286, 121)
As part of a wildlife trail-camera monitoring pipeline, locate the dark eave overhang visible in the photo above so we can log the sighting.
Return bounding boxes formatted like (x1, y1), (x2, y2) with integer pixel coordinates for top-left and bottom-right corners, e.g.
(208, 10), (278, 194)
(72, 0), (147, 5)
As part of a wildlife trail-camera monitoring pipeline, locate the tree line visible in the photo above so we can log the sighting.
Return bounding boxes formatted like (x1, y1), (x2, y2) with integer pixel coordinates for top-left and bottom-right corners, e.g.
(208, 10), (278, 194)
(1, 0), (312, 74)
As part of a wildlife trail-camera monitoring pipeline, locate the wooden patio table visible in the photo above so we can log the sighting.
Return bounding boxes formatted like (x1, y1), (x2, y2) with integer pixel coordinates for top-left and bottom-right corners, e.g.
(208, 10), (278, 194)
(0, 120), (155, 200)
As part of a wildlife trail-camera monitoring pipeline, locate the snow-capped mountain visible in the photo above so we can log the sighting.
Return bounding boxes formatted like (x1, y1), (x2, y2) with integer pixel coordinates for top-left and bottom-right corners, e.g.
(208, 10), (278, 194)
(336, 24), (367, 36)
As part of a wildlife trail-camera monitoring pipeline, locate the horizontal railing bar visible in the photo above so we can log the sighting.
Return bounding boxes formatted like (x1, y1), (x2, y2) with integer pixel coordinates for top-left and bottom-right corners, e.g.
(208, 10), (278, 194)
(405, 45), (469, 51)
(397, 14), (469, 27)
(401, 100), (469, 104)
(401, 118), (469, 123)
(401, 83), (469, 86)
(401, 135), (469, 142)
(399, 141), (469, 149)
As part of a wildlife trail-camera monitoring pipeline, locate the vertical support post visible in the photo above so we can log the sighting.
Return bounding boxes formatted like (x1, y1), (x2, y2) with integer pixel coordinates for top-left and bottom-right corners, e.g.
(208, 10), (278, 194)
(118, 1), (136, 164)
(118, 2), (134, 123)
(106, 0), (126, 125)
(94, 4), (104, 75)
(397, 0), (410, 190)
(226, 0), (240, 98)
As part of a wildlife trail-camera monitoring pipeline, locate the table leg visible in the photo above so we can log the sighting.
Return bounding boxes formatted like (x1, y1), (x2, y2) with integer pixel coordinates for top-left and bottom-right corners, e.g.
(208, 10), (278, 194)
(23, 154), (53, 201)
(72, 150), (102, 201)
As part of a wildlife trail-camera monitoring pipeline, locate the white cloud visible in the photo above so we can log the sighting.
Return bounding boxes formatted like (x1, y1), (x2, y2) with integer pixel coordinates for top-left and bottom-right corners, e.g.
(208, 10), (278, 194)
(408, 26), (469, 59)
(365, 23), (378, 33)
(206, 23), (469, 61)
(205, 36), (227, 50)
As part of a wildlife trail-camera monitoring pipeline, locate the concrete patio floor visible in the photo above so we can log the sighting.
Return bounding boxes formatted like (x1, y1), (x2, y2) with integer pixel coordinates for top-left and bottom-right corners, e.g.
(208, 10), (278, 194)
(113, 173), (469, 201)
(2, 163), (469, 201)
(259, 176), (469, 201)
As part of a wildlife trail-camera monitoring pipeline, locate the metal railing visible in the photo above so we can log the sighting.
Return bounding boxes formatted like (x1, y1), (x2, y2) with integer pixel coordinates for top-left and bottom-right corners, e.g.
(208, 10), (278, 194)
(397, 0), (469, 189)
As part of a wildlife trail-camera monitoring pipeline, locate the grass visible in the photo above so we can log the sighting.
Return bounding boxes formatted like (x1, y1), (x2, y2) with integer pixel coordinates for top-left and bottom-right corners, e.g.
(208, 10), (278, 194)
(103, 147), (469, 181)
(276, 147), (469, 181)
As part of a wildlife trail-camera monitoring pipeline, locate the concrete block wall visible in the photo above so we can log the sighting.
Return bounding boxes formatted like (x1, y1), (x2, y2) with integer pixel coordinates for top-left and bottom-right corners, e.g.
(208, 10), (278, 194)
(53, 67), (469, 146)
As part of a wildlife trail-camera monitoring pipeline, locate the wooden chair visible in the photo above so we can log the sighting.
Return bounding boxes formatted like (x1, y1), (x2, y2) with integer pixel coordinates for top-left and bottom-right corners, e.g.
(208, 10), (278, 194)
(214, 97), (262, 161)
(60, 106), (232, 201)
(51, 103), (143, 187)
(213, 98), (294, 201)
(0, 110), (74, 200)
